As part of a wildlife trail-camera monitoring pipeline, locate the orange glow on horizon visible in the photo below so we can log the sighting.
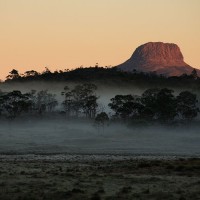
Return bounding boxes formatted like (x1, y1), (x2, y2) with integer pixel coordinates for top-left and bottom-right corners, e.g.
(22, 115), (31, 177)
(0, 0), (200, 80)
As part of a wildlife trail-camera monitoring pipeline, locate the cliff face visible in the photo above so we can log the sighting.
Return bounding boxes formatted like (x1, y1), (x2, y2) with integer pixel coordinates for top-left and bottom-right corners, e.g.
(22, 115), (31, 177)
(117, 42), (198, 76)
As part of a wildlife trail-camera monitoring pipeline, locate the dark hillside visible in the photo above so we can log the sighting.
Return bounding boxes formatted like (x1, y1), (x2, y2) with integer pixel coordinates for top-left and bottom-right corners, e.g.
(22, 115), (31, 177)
(3, 67), (200, 91)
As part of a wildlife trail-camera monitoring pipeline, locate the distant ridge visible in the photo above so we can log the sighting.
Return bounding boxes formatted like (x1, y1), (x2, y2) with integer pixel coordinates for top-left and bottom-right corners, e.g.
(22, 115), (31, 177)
(117, 42), (199, 76)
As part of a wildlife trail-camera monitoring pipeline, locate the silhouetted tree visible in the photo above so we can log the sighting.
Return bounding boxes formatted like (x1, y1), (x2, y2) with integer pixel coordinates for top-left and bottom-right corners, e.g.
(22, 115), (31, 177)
(141, 88), (177, 121)
(62, 83), (98, 118)
(155, 88), (177, 121)
(0, 90), (5, 116)
(42, 67), (51, 74)
(95, 112), (109, 133)
(6, 69), (20, 80)
(140, 88), (160, 119)
(190, 69), (198, 80)
(24, 70), (39, 77)
(83, 95), (98, 118)
(95, 112), (109, 124)
(61, 86), (73, 117)
(0, 91), (31, 119)
(177, 91), (199, 120)
(109, 95), (143, 120)
(34, 90), (58, 115)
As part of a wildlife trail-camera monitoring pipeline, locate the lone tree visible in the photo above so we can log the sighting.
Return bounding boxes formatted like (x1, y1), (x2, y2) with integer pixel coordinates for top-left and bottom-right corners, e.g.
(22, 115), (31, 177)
(95, 112), (109, 133)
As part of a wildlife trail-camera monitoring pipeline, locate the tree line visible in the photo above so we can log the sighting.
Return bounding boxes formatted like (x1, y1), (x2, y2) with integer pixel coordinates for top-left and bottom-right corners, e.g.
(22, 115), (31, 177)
(0, 83), (199, 124)
(0, 90), (58, 120)
(109, 88), (199, 122)
(3, 67), (200, 91)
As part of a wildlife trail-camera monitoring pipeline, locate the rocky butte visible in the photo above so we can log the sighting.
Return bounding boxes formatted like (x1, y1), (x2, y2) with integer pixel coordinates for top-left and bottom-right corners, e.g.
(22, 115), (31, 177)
(117, 42), (199, 76)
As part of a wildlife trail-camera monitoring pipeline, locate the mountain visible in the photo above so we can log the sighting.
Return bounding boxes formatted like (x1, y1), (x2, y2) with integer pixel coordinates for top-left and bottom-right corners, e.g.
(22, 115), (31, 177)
(117, 42), (199, 76)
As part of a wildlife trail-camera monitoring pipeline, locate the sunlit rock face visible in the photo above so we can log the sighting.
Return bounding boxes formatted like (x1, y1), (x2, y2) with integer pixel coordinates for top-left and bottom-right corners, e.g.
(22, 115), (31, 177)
(117, 42), (199, 76)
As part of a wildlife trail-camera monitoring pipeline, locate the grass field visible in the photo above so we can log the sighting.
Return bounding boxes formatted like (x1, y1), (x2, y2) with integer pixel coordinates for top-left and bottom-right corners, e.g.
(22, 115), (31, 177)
(0, 155), (200, 200)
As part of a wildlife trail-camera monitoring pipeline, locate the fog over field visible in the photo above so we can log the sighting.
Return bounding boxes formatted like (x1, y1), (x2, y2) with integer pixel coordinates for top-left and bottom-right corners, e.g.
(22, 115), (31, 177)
(0, 119), (200, 156)
(0, 81), (200, 156)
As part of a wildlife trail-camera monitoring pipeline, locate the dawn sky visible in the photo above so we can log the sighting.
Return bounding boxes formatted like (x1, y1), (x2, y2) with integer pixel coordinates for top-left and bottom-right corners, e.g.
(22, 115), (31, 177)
(0, 0), (200, 80)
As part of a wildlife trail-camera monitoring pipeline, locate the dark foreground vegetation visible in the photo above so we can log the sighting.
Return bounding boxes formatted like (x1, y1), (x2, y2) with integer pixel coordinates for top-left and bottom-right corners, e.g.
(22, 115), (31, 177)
(0, 156), (200, 200)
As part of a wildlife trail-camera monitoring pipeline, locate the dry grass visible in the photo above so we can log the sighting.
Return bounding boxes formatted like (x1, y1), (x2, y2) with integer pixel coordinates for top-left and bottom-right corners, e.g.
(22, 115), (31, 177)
(0, 157), (200, 200)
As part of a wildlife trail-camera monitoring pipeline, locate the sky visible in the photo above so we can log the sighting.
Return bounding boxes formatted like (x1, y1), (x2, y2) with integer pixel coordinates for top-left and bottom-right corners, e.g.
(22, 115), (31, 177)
(0, 0), (200, 80)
